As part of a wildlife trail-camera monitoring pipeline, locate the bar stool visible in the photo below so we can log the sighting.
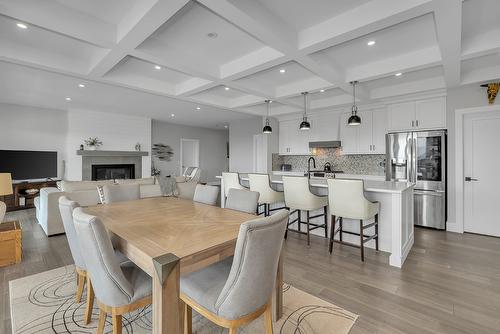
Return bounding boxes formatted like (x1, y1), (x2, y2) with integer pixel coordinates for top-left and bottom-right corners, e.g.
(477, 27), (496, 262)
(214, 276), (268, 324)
(222, 172), (245, 206)
(282, 176), (328, 245)
(248, 173), (285, 216)
(327, 178), (379, 262)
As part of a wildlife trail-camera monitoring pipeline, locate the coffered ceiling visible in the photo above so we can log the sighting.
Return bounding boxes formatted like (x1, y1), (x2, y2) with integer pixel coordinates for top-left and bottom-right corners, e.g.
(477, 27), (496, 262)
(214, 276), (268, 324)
(0, 0), (499, 127)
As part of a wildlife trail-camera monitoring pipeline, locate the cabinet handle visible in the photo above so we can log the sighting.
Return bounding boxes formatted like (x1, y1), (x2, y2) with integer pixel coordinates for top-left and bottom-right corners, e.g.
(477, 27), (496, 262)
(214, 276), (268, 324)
(373, 144), (375, 151)
(416, 120), (419, 127)
(411, 120), (415, 127)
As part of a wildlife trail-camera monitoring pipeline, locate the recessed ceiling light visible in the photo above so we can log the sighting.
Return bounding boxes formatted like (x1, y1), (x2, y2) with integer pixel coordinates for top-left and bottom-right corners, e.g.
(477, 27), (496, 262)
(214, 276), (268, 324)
(367, 40), (376, 46)
(171, 113), (175, 117)
(16, 23), (27, 29)
(319, 89), (325, 93)
(224, 87), (230, 91)
(395, 72), (403, 77)
(196, 107), (201, 110)
(224, 125), (228, 129)
(65, 97), (71, 101)
(78, 83), (85, 88)
(154, 65), (161, 70)
(207, 32), (218, 39)
(279, 69), (286, 73)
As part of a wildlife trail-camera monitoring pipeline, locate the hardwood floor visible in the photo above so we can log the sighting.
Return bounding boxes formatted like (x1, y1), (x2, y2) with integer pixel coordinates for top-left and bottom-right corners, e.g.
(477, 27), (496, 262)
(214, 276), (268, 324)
(1, 209), (499, 334)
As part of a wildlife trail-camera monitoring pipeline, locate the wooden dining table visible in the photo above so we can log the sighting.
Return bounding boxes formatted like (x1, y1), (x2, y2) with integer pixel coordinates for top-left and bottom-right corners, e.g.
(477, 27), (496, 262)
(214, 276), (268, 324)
(84, 196), (284, 334)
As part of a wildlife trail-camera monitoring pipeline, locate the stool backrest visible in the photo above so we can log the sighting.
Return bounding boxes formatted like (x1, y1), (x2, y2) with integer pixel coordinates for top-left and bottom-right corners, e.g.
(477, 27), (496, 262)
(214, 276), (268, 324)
(282, 176), (316, 209)
(327, 178), (370, 218)
(215, 209), (289, 319)
(248, 174), (273, 203)
(222, 172), (244, 196)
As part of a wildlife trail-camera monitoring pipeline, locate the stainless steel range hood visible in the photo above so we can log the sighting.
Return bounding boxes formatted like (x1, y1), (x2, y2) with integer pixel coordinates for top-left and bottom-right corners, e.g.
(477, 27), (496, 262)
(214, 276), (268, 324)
(309, 141), (342, 148)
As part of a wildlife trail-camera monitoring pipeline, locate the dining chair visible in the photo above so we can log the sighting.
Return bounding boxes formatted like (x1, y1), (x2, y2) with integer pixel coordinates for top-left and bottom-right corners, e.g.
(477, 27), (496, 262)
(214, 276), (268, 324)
(327, 178), (379, 261)
(248, 173), (285, 216)
(221, 172), (245, 196)
(193, 184), (219, 206)
(225, 188), (259, 214)
(282, 176), (328, 245)
(72, 207), (152, 334)
(58, 196), (94, 325)
(99, 183), (140, 204)
(181, 209), (289, 334)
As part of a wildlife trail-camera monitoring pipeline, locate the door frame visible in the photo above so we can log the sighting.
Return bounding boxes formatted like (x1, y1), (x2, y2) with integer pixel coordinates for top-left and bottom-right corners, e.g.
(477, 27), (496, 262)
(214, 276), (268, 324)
(454, 104), (500, 233)
(179, 138), (199, 176)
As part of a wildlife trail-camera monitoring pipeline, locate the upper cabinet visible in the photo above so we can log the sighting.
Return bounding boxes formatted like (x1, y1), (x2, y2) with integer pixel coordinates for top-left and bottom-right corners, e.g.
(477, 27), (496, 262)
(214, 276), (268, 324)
(340, 109), (387, 155)
(309, 113), (340, 142)
(388, 97), (446, 132)
(278, 119), (310, 155)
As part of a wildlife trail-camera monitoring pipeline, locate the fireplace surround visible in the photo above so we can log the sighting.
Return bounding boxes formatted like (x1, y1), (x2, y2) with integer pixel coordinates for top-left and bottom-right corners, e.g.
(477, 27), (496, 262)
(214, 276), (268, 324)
(77, 150), (148, 181)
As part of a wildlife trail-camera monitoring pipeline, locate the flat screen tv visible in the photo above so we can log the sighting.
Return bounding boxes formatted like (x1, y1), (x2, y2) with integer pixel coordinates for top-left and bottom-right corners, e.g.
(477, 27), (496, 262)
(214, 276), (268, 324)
(0, 150), (57, 181)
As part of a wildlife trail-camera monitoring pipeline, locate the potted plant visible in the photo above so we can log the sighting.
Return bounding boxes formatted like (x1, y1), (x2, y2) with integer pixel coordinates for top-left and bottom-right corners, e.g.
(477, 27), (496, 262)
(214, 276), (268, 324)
(84, 137), (103, 151)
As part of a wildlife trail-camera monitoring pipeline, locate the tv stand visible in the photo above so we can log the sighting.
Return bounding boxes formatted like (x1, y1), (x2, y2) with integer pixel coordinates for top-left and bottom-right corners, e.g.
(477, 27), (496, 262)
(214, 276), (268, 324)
(1, 180), (59, 212)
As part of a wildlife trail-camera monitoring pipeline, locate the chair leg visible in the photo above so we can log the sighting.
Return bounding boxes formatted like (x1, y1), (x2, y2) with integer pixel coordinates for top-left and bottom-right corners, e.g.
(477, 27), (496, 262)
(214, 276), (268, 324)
(359, 220), (365, 262)
(339, 217), (343, 242)
(84, 276), (94, 324)
(375, 214), (379, 251)
(184, 303), (192, 334)
(264, 302), (274, 334)
(329, 215), (336, 254)
(297, 210), (301, 232)
(323, 206), (328, 238)
(97, 309), (106, 334)
(266, 203), (270, 217)
(112, 314), (122, 334)
(229, 328), (238, 334)
(75, 271), (85, 303)
(306, 210), (310, 246)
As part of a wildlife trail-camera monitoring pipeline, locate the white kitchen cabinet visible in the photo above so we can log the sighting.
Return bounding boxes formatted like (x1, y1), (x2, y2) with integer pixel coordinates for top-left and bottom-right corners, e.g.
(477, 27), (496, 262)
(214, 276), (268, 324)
(309, 113), (340, 142)
(388, 97), (446, 131)
(415, 98), (446, 129)
(340, 109), (387, 155)
(278, 119), (310, 155)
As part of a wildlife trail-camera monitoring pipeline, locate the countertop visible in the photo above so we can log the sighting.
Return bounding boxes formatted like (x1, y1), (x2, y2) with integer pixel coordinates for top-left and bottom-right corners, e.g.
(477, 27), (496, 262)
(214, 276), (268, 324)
(236, 175), (413, 194)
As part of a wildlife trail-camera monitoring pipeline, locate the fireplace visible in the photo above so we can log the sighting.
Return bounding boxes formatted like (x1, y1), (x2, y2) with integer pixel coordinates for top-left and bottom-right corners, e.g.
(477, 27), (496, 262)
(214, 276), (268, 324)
(91, 164), (135, 181)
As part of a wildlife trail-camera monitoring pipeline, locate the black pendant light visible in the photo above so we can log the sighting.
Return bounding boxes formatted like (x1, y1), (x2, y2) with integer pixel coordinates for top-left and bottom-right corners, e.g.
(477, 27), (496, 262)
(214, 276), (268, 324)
(348, 81), (361, 126)
(263, 99), (272, 134)
(299, 92), (311, 130)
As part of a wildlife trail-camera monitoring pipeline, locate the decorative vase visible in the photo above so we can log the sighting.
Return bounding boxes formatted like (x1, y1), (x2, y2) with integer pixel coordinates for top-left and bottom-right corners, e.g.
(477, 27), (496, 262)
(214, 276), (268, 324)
(88, 146), (97, 151)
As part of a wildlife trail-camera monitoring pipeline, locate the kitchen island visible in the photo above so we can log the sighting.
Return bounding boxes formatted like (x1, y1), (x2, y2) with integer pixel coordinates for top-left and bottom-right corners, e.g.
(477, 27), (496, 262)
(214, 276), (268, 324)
(218, 174), (414, 268)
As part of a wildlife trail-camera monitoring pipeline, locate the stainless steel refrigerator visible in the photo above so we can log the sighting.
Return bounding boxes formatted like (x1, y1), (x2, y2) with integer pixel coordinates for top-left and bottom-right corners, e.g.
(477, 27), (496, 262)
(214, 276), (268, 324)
(386, 130), (446, 229)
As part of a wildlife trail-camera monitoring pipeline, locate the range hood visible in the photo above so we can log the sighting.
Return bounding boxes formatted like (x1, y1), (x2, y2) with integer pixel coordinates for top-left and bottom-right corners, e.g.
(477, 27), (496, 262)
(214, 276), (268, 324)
(309, 141), (341, 148)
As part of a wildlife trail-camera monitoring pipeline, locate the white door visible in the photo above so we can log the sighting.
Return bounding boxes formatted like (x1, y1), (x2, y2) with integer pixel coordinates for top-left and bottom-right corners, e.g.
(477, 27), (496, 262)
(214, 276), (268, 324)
(180, 139), (199, 175)
(464, 113), (500, 236)
(279, 120), (291, 154)
(357, 111), (373, 154)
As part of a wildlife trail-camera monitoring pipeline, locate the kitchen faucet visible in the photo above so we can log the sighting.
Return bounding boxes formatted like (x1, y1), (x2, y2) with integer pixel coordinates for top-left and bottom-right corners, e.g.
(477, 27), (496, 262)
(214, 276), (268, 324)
(307, 157), (316, 177)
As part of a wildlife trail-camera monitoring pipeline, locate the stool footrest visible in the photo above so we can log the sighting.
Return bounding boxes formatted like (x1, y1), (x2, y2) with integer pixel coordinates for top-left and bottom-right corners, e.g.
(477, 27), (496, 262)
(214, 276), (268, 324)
(362, 222), (377, 229)
(362, 234), (378, 244)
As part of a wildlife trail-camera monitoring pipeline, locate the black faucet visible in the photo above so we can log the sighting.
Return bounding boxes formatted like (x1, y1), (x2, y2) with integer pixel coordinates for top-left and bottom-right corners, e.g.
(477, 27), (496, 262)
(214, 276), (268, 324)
(307, 157), (316, 177)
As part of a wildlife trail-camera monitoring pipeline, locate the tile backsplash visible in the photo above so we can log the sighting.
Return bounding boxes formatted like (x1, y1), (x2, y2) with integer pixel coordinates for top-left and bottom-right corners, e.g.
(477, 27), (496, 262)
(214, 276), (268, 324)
(272, 148), (386, 176)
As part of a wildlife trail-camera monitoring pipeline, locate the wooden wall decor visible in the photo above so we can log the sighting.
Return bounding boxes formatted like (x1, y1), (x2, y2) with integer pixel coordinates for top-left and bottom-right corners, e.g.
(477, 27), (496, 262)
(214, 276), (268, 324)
(481, 82), (500, 104)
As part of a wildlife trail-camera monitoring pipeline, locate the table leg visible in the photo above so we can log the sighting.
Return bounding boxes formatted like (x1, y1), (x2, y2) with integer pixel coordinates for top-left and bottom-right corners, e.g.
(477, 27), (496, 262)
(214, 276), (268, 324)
(273, 250), (283, 321)
(153, 253), (181, 334)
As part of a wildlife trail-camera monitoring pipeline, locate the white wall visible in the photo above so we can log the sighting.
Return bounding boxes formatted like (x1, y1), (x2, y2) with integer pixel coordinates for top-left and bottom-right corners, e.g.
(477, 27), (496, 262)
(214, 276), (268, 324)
(152, 120), (229, 183)
(229, 117), (262, 172)
(446, 84), (499, 230)
(0, 103), (67, 179)
(65, 109), (151, 180)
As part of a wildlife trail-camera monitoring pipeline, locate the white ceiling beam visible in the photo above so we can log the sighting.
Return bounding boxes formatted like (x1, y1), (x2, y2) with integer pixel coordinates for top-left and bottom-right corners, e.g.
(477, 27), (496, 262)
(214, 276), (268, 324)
(88, 0), (189, 77)
(346, 46), (442, 82)
(462, 29), (500, 60)
(433, 0), (462, 87)
(461, 66), (500, 86)
(370, 76), (446, 99)
(298, 0), (434, 54)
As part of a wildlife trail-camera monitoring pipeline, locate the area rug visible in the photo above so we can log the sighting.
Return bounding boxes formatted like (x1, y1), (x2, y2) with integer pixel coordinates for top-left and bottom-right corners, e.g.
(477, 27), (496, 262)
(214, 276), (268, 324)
(9, 265), (357, 334)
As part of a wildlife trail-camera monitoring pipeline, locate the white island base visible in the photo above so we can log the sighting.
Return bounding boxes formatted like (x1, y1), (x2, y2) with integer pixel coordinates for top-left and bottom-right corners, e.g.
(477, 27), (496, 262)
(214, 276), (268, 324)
(218, 176), (414, 268)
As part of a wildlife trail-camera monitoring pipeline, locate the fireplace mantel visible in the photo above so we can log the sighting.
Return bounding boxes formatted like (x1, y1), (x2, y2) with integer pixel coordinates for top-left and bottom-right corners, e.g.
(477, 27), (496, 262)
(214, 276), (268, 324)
(76, 150), (149, 157)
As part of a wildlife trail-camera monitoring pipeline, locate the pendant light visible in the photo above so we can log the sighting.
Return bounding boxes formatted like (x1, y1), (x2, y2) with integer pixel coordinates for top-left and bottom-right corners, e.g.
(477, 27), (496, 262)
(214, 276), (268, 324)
(299, 92), (311, 130)
(263, 100), (273, 134)
(348, 81), (361, 126)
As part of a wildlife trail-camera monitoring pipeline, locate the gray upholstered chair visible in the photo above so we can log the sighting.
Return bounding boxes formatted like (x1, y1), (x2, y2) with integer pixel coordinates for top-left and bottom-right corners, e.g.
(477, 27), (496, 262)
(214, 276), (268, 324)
(58, 196), (94, 325)
(72, 207), (152, 334)
(225, 188), (259, 214)
(181, 209), (289, 334)
(193, 184), (219, 206)
(99, 183), (140, 204)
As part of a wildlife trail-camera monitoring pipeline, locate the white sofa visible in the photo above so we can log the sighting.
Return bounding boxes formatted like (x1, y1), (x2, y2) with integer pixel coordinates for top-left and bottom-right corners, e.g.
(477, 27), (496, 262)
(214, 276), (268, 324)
(35, 178), (162, 236)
